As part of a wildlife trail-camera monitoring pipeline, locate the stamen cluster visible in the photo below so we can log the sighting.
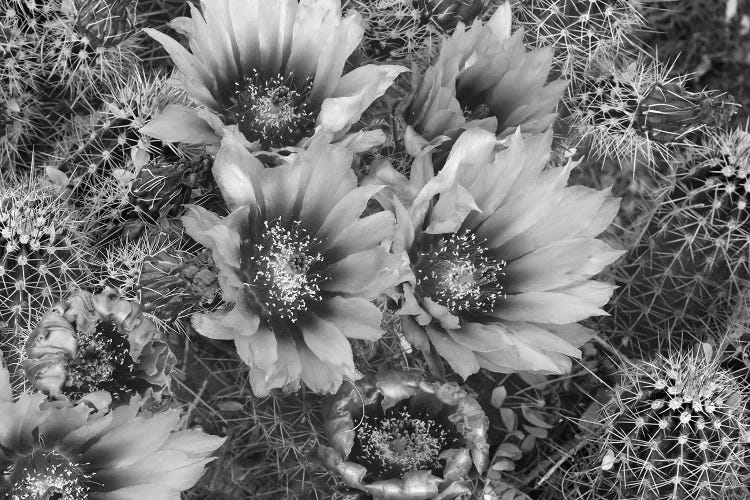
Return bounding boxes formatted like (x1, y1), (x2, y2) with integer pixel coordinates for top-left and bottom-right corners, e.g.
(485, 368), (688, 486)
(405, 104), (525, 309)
(63, 319), (135, 400)
(414, 230), (505, 315)
(356, 409), (452, 478)
(243, 219), (324, 323)
(8, 449), (89, 500)
(232, 70), (314, 149)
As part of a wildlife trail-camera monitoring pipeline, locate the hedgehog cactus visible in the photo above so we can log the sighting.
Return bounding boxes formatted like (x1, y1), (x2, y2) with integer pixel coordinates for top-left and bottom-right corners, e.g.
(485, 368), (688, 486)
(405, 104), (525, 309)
(593, 344), (750, 500)
(510, 0), (645, 83)
(606, 126), (750, 349)
(569, 55), (737, 167)
(0, 181), (91, 328)
(344, 0), (486, 64)
(38, 0), (141, 106)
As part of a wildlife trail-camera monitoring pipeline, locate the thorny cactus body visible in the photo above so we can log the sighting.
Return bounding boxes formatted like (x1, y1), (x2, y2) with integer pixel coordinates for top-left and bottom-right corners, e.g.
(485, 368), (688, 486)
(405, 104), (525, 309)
(345, 0), (486, 64)
(0, 181), (90, 331)
(97, 231), (220, 328)
(606, 126), (750, 349)
(569, 56), (738, 166)
(592, 345), (750, 499)
(510, 0), (645, 82)
(39, 0), (141, 106)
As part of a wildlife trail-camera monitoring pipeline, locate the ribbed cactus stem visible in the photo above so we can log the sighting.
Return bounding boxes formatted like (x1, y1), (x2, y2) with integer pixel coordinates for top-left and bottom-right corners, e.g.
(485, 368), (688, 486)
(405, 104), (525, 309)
(596, 345), (750, 499)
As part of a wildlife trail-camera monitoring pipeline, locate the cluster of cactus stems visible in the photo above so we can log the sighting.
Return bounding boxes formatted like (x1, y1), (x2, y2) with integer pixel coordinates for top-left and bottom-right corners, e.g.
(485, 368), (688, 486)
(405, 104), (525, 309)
(0, 0), (749, 498)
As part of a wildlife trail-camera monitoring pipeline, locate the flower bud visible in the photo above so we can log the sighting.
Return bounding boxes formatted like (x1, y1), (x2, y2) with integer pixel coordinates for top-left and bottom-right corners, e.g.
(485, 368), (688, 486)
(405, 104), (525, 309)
(636, 84), (739, 143)
(74, 0), (136, 49)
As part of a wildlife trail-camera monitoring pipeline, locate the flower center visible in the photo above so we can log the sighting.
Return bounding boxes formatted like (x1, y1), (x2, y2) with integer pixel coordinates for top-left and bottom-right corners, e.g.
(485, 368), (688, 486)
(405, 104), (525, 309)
(354, 408), (454, 479)
(242, 219), (324, 323)
(64, 319), (135, 400)
(414, 230), (505, 316)
(8, 449), (89, 500)
(232, 70), (315, 149)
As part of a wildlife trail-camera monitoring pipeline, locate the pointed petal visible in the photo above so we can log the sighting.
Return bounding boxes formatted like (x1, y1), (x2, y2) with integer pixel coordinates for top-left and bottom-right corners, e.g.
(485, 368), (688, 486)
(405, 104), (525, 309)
(300, 314), (355, 373)
(140, 105), (219, 146)
(425, 325), (480, 379)
(498, 185), (617, 260)
(491, 291), (608, 324)
(248, 335), (302, 396)
(324, 211), (396, 262)
(213, 133), (265, 211)
(316, 185), (384, 243)
(318, 65), (408, 135)
(317, 297), (383, 340)
(190, 311), (236, 340)
(321, 247), (404, 298)
(504, 238), (624, 293)
(447, 322), (514, 353)
(297, 343), (346, 394)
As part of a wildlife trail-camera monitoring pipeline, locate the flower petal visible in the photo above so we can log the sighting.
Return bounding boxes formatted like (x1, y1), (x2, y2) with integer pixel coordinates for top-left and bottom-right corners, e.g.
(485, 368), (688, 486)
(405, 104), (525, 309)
(300, 314), (355, 373)
(257, 0), (297, 76)
(318, 65), (408, 135)
(316, 185), (384, 243)
(478, 160), (572, 248)
(287, 0), (340, 80)
(448, 322), (514, 353)
(503, 238), (624, 293)
(498, 185), (618, 260)
(310, 11), (363, 105)
(297, 139), (357, 232)
(492, 291), (608, 324)
(324, 211), (396, 262)
(534, 322), (595, 348)
(322, 247), (404, 298)
(190, 311), (236, 340)
(213, 133), (266, 211)
(248, 335), (302, 396)
(317, 297), (384, 341)
(140, 105), (219, 146)
(505, 321), (582, 358)
(425, 326), (480, 379)
(297, 343), (347, 394)
(83, 411), (180, 469)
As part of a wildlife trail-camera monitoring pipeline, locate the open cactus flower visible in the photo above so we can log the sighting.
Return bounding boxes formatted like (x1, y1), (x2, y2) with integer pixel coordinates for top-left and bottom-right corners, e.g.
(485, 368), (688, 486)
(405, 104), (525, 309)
(366, 127), (623, 378)
(23, 288), (177, 406)
(183, 133), (408, 396)
(403, 2), (567, 146)
(142, 0), (407, 152)
(0, 391), (225, 499)
(319, 369), (489, 500)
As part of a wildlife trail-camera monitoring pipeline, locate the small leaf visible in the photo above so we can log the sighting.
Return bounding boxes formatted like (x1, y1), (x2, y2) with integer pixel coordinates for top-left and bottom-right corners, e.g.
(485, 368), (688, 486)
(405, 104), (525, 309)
(45, 167), (69, 187)
(522, 425), (549, 439)
(0, 354), (11, 403)
(500, 408), (517, 432)
(491, 386), (507, 409)
(520, 434), (536, 453)
(521, 405), (553, 429)
(601, 449), (616, 471)
(491, 458), (515, 472)
(217, 400), (244, 412)
(495, 443), (522, 459)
